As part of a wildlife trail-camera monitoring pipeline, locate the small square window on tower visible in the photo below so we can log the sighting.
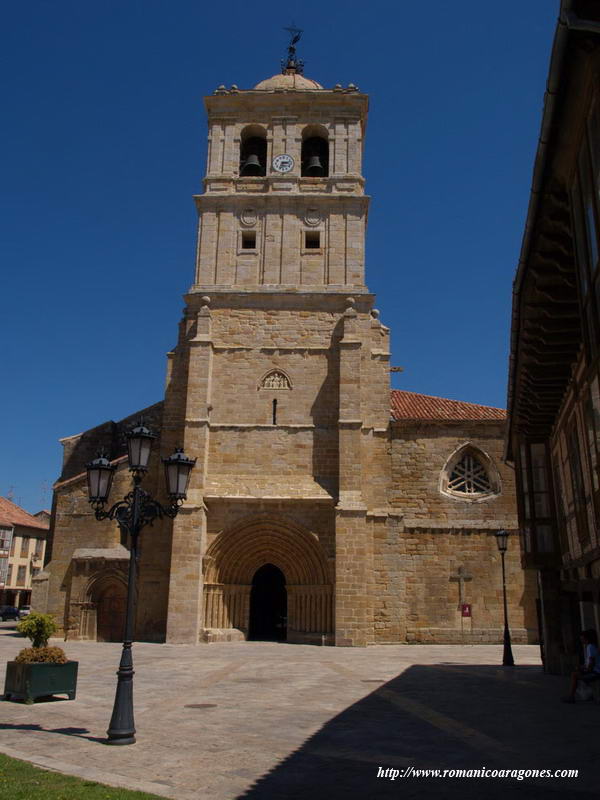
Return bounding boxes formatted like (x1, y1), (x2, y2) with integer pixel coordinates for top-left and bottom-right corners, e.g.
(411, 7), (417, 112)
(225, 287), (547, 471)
(241, 230), (257, 249)
(304, 231), (320, 249)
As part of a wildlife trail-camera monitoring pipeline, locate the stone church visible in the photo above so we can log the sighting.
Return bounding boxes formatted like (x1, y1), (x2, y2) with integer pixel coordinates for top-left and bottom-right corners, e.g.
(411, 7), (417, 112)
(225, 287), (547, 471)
(33, 55), (537, 647)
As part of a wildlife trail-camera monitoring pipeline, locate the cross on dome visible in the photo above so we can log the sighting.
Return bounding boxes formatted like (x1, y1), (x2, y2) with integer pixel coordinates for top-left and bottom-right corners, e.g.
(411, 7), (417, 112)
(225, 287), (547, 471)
(282, 23), (304, 75)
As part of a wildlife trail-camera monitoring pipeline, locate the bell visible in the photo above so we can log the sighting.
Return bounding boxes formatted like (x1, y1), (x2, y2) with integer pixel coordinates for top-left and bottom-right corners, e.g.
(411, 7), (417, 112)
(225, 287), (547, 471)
(304, 155), (324, 177)
(240, 154), (262, 176)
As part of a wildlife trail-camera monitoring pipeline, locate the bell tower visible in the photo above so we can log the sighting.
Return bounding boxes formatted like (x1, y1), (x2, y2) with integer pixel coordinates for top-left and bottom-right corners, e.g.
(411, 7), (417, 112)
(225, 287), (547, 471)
(194, 69), (368, 290)
(162, 42), (391, 647)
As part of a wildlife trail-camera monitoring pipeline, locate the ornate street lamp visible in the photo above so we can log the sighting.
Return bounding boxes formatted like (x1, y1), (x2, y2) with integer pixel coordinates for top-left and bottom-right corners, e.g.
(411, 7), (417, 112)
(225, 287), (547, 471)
(494, 529), (515, 667)
(86, 424), (195, 745)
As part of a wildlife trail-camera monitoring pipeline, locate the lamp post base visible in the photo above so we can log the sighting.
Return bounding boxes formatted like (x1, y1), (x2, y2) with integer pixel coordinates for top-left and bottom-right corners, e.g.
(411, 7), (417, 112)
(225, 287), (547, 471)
(106, 734), (136, 746)
(106, 642), (136, 745)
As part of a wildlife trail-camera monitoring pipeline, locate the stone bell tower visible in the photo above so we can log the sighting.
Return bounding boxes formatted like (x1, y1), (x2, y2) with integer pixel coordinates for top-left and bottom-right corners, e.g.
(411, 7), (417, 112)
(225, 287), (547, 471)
(162, 43), (391, 646)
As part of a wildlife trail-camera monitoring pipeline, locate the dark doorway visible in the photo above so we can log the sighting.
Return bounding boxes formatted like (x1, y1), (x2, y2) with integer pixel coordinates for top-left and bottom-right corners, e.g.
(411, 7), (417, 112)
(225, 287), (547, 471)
(248, 564), (287, 641)
(96, 581), (127, 642)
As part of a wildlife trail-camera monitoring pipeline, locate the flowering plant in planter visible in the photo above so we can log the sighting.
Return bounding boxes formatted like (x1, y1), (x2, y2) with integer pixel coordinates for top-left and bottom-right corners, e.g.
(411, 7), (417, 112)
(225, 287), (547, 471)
(4, 612), (78, 703)
(16, 613), (65, 660)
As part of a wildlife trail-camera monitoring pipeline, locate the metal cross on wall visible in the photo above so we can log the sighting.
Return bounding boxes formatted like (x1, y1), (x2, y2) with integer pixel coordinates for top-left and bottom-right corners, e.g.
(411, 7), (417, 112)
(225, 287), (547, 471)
(449, 566), (473, 608)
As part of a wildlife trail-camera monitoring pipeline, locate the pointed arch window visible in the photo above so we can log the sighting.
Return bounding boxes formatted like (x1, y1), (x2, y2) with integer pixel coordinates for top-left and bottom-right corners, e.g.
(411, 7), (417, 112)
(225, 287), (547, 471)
(441, 445), (500, 501)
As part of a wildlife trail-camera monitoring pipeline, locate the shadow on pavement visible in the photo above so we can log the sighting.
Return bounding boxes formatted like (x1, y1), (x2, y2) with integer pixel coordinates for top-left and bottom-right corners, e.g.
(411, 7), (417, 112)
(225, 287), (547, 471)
(236, 664), (597, 800)
(0, 722), (105, 744)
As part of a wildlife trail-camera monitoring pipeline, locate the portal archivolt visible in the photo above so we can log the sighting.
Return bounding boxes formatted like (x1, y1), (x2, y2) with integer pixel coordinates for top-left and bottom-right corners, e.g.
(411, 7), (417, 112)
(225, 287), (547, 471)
(203, 516), (333, 643)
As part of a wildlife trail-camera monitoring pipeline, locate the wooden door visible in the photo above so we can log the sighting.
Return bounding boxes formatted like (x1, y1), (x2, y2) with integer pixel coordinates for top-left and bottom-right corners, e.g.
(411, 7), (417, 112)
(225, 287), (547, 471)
(96, 584), (127, 642)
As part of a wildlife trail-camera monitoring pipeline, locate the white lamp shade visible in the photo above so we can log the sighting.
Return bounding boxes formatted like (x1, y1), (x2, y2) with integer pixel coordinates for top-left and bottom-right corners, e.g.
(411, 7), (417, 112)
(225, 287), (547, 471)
(86, 455), (115, 502)
(163, 449), (196, 499)
(126, 422), (157, 471)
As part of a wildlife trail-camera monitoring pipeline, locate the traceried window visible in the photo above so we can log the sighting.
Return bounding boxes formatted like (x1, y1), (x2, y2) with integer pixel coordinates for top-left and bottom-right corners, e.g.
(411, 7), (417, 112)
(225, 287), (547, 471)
(448, 453), (492, 495)
(441, 445), (500, 501)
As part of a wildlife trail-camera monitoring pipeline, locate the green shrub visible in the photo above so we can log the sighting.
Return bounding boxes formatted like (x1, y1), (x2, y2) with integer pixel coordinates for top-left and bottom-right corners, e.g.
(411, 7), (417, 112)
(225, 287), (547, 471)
(15, 646), (67, 664)
(16, 612), (58, 648)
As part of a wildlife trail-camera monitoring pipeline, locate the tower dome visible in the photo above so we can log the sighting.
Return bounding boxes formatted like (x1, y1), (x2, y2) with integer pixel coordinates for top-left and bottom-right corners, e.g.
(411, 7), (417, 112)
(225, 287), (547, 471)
(253, 73), (323, 91)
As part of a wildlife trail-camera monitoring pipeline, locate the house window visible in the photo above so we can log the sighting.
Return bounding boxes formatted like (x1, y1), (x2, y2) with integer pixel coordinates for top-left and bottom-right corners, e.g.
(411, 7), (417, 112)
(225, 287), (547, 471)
(6, 566), (12, 586)
(579, 145), (599, 273)
(567, 420), (590, 546)
(552, 449), (570, 554)
(517, 440), (556, 553)
(584, 380), (600, 495)
(0, 527), (11, 552)
(20, 537), (30, 558)
(441, 445), (499, 501)
(571, 98), (600, 360)
(16, 566), (26, 586)
(33, 539), (43, 558)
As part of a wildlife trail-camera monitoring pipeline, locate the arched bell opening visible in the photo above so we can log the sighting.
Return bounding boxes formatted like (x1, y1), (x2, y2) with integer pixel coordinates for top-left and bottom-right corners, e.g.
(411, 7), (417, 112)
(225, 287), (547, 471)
(301, 127), (329, 177)
(240, 125), (267, 176)
(248, 563), (287, 641)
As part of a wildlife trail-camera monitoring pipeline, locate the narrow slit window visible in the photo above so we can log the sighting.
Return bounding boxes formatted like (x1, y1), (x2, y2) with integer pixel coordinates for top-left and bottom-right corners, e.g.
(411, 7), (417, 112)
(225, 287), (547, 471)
(272, 398), (277, 425)
(242, 231), (256, 250)
(305, 231), (320, 249)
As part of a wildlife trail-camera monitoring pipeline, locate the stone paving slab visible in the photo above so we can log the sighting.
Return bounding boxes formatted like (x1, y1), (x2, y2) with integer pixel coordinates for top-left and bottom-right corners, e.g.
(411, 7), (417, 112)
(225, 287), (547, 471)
(0, 625), (597, 799)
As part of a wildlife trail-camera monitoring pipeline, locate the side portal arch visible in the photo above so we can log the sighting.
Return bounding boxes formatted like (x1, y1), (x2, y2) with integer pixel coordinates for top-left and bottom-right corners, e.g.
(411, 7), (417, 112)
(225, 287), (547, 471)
(78, 570), (128, 642)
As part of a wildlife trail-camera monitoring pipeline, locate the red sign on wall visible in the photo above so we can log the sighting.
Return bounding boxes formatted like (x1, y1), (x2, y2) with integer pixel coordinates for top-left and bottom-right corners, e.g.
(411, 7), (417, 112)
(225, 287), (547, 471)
(461, 603), (472, 618)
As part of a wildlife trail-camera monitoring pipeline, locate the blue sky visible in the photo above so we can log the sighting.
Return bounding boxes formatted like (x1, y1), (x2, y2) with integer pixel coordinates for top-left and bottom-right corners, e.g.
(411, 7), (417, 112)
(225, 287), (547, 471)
(1, 1), (557, 512)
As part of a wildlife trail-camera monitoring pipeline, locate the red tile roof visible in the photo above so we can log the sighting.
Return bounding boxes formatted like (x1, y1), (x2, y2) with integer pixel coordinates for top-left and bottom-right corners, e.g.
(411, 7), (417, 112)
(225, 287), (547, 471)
(390, 390), (506, 422)
(0, 497), (50, 530)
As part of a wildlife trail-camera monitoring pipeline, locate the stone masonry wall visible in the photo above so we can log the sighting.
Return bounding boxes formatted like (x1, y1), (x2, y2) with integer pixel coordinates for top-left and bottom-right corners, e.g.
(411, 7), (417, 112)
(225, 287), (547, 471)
(374, 420), (538, 643)
(36, 440), (173, 642)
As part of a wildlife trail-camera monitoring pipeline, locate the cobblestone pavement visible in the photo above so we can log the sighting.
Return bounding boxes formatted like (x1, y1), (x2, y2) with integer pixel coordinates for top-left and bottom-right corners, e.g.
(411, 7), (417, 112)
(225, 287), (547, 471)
(0, 625), (597, 799)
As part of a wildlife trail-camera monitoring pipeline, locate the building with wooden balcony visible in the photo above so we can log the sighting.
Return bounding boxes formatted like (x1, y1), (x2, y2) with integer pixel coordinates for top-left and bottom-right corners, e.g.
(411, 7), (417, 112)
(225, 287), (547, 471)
(0, 497), (49, 609)
(506, 0), (600, 674)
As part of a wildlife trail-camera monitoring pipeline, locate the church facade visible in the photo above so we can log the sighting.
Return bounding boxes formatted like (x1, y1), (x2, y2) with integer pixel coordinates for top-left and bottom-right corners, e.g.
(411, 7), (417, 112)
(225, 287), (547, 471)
(33, 62), (537, 647)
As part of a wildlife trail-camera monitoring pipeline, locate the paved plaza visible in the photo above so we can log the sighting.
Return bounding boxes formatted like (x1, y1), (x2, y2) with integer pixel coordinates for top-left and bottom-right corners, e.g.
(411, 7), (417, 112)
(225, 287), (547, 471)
(0, 624), (597, 799)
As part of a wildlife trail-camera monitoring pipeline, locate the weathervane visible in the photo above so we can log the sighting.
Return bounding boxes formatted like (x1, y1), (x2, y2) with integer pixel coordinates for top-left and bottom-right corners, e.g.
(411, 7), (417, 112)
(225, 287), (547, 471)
(281, 23), (304, 75)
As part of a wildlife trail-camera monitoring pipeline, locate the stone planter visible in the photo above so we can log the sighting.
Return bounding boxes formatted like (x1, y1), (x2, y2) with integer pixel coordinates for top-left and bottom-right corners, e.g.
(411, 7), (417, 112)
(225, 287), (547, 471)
(3, 660), (78, 704)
